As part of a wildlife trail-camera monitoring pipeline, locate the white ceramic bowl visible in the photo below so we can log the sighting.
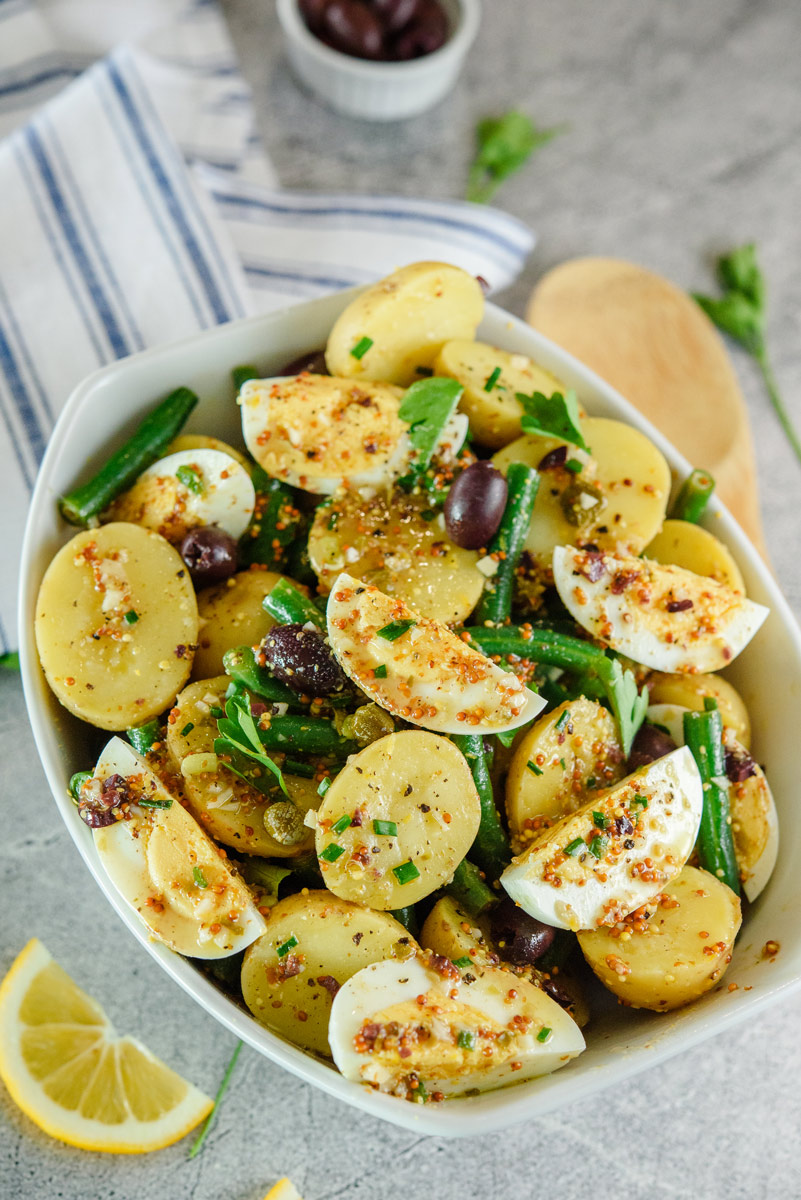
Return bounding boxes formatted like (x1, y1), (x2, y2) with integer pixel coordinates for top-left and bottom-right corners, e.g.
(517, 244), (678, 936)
(19, 290), (801, 1137)
(276, 0), (481, 121)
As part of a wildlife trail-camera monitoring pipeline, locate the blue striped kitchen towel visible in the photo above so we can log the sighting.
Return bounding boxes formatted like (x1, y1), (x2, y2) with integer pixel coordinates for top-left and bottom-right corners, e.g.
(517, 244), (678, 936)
(0, 0), (535, 653)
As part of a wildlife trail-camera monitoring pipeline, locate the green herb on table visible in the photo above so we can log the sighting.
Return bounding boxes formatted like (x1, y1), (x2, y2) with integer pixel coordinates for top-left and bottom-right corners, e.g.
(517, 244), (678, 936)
(517, 389), (591, 454)
(0, 651), (19, 671)
(466, 111), (564, 204)
(188, 1040), (243, 1160)
(398, 377), (464, 483)
(694, 243), (801, 468)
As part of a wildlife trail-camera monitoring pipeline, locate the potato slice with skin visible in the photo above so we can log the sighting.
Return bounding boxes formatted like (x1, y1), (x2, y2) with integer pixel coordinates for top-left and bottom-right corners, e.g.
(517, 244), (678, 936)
(192, 569), (285, 680)
(35, 523), (198, 731)
(308, 486), (484, 625)
(493, 418), (671, 579)
(577, 866), (741, 1010)
(241, 891), (414, 1056)
(553, 545), (769, 674)
(166, 677), (318, 858)
(314, 731), (481, 909)
(434, 339), (566, 449)
(325, 262), (484, 387)
(92, 738), (266, 958)
(326, 574), (544, 735)
(501, 747), (703, 931)
(240, 374), (407, 494)
(647, 670), (751, 747)
(167, 433), (249, 469)
(644, 519), (745, 593)
(505, 698), (625, 855)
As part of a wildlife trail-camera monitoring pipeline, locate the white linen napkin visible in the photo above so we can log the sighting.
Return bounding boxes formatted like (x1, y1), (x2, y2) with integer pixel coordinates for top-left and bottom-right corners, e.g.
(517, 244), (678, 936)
(0, 0), (535, 653)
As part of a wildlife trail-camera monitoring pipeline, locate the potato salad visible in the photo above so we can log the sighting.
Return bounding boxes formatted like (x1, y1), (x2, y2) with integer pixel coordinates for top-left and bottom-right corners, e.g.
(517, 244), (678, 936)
(35, 261), (775, 1106)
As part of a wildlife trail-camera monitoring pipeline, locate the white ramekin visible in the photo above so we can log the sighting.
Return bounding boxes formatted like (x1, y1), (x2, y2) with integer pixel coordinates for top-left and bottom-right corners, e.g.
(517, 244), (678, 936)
(276, 0), (481, 121)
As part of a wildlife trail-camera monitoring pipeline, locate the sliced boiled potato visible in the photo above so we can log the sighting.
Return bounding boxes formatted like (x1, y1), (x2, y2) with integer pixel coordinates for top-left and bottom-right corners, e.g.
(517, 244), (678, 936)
(727, 738), (779, 902)
(505, 698), (625, 854)
(192, 569), (285, 680)
(35, 523), (198, 730)
(329, 952), (584, 1099)
(647, 670), (751, 747)
(308, 487), (483, 625)
(434, 339), (566, 449)
(106, 449), (255, 542)
(326, 574), (543, 735)
(553, 546), (769, 674)
(577, 866), (741, 1010)
(325, 262), (484, 387)
(644, 519), (745, 593)
(239, 374), (407, 494)
(501, 746), (703, 931)
(91, 738), (266, 958)
(241, 891), (414, 1056)
(167, 434), (249, 470)
(314, 732), (481, 909)
(166, 677), (317, 858)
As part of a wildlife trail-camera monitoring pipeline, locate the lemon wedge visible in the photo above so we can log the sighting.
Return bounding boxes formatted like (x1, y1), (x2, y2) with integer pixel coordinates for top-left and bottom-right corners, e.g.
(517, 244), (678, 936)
(264, 1180), (303, 1200)
(0, 939), (212, 1153)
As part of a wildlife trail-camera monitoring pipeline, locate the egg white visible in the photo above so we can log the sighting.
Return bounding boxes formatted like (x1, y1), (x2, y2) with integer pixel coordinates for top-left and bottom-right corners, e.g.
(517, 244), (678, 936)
(139, 448), (255, 539)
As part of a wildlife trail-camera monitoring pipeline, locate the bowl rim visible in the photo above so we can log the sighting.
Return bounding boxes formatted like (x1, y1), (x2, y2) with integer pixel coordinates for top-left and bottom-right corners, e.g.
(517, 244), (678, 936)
(275, 0), (482, 79)
(19, 288), (801, 1137)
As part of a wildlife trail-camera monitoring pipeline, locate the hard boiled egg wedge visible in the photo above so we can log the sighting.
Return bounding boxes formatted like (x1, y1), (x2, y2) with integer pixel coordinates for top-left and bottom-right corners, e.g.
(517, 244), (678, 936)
(329, 952), (584, 1101)
(91, 738), (266, 958)
(326, 574), (544, 735)
(501, 746), (703, 931)
(552, 545), (768, 673)
(107, 449), (255, 542)
(239, 374), (409, 494)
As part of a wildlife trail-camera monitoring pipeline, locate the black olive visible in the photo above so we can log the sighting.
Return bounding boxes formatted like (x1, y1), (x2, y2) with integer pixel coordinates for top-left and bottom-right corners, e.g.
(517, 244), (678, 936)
(299, 0), (329, 31)
(626, 722), (678, 773)
(444, 460), (508, 550)
(278, 348), (329, 376)
(322, 0), (384, 59)
(390, 0), (448, 57)
(180, 526), (238, 589)
(260, 623), (349, 697)
(490, 898), (556, 967)
(369, 0), (422, 34)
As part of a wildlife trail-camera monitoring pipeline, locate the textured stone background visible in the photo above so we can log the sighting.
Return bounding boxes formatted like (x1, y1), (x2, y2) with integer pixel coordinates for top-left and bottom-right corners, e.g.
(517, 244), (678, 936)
(3, 1), (801, 1196)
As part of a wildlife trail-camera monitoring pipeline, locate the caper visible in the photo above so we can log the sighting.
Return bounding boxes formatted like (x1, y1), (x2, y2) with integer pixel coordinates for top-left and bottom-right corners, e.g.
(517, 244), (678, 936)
(340, 703), (395, 746)
(264, 800), (306, 846)
(560, 480), (607, 527)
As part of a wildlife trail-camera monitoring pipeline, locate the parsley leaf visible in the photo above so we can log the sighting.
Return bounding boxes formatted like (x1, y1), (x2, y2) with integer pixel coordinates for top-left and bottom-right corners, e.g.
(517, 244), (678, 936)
(214, 688), (289, 796)
(595, 657), (649, 758)
(517, 389), (590, 454)
(0, 651), (20, 671)
(398, 377), (464, 481)
(467, 111), (563, 204)
(694, 244), (801, 468)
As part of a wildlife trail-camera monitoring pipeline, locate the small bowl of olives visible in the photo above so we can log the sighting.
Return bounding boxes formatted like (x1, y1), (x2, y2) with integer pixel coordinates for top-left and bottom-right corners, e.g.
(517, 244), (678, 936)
(276, 0), (480, 121)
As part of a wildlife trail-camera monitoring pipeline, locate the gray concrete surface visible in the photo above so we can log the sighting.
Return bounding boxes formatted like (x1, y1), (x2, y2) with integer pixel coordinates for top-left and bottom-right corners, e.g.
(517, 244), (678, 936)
(3, 1), (801, 1196)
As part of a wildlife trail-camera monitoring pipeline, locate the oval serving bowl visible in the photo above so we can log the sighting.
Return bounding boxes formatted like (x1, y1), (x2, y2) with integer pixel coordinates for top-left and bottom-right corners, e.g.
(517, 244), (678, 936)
(19, 289), (801, 1137)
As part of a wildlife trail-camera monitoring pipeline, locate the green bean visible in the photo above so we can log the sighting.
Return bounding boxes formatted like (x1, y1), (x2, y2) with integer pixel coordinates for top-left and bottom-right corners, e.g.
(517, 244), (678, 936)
(255, 714), (358, 759)
(669, 468), (715, 524)
(59, 387), (198, 525)
(263, 578), (325, 630)
(125, 718), (163, 755)
(537, 929), (575, 973)
(462, 624), (603, 677)
(239, 478), (306, 571)
(232, 364), (259, 391)
(445, 859), (496, 916)
(391, 906), (420, 938)
(683, 702), (740, 894)
(453, 734), (511, 882)
(222, 646), (299, 706)
(473, 461), (540, 626)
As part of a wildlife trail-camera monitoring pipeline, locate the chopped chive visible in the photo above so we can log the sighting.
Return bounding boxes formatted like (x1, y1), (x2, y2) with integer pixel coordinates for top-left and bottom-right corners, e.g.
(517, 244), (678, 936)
(564, 837), (584, 857)
(377, 619), (416, 642)
(180, 722), (195, 737)
(453, 956), (473, 969)
(632, 793), (649, 809)
(415, 365), (434, 377)
(559, 758), (566, 770)
(457, 1029), (477, 1050)
(373, 819), (398, 837)
(586, 776), (597, 789)
(209, 705), (224, 720)
(188, 1040), (243, 1160)
(350, 336), (373, 360)
(373, 664), (388, 679)
(123, 609), (139, 625)
(555, 710), (569, 731)
(588, 835), (608, 859)
(420, 509), (438, 522)
(138, 796), (172, 809)
(392, 860), (420, 886)
(320, 843), (345, 863)
(317, 777), (332, 797)
(193, 866), (208, 889)
(484, 366), (502, 392)
(537, 1026), (552, 1043)
(176, 463), (204, 494)
(277, 935), (298, 957)
(592, 810), (610, 829)
(331, 814), (352, 835)
(527, 761), (544, 776)
(565, 458), (583, 474)
(703, 696), (719, 712)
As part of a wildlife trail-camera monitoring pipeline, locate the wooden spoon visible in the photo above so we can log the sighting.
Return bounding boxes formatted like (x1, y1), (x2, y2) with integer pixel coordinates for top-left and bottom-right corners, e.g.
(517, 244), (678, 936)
(526, 257), (767, 558)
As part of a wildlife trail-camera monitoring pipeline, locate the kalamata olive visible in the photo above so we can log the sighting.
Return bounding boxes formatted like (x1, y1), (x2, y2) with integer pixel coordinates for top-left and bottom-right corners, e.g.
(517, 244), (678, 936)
(626, 722), (678, 773)
(299, 0), (329, 32)
(391, 0), (448, 58)
(260, 623), (349, 697)
(444, 460), (508, 550)
(323, 0), (384, 59)
(180, 525), (239, 589)
(490, 898), (556, 967)
(542, 976), (574, 1009)
(370, 0), (423, 34)
(278, 347), (329, 376)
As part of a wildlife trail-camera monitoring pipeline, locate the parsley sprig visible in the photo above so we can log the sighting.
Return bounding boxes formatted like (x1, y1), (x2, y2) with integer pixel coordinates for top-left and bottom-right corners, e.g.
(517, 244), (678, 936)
(398, 376), (464, 485)
(467, 111), (564, 204)
(214, 685), (288, 797)
(694, 244), (801, 467)
(517, 389), (590, 454)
